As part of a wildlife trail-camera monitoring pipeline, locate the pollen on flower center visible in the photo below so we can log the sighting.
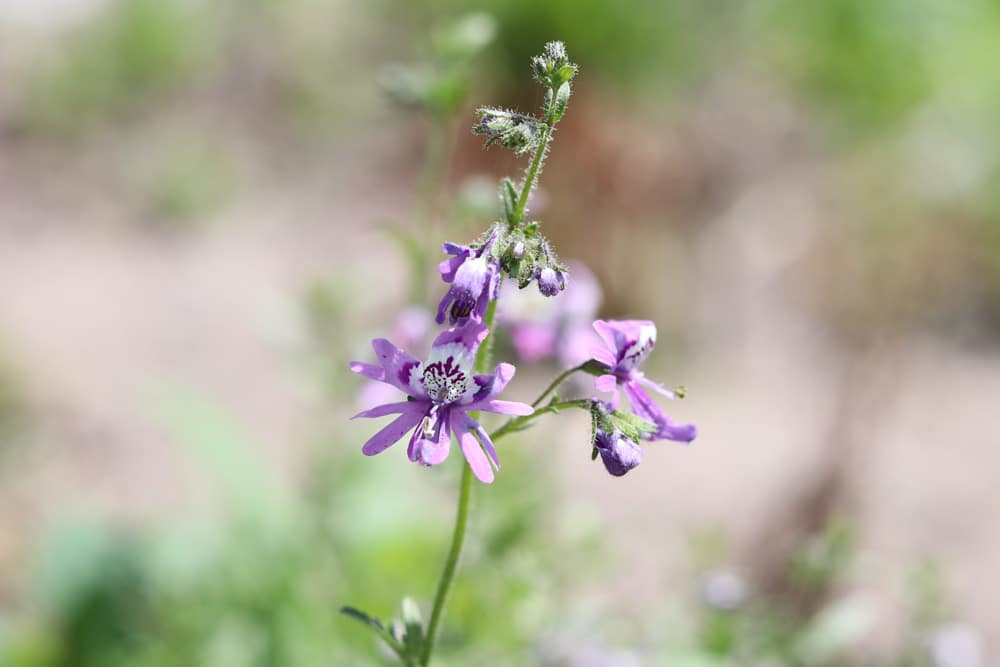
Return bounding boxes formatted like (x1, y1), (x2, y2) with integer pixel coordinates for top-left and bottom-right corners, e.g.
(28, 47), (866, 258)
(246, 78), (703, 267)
(421, 356), (468, 403)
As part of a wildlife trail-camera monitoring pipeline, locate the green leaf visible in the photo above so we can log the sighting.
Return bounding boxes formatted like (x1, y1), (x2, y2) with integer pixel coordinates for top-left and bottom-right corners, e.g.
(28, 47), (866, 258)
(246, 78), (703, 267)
(555, 64), (578, 86)
(339, 606), (385, 633)
(341, 606), (413, 663)
(502, 177), (518, 222)
(580, 359), (611, 376)
(551, 82), (571, 121)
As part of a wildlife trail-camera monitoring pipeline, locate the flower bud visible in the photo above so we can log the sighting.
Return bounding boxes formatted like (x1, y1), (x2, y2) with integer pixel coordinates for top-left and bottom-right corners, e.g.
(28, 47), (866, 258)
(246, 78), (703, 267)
(536, 266), (566, 297)
(594, 428), (643, 477)
(473, 108), (542, 155)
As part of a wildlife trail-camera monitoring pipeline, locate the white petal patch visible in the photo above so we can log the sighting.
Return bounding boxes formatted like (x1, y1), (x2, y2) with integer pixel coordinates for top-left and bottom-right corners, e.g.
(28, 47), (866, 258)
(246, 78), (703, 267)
(420, 343), (474, 404)
(619, 324), (657, 371)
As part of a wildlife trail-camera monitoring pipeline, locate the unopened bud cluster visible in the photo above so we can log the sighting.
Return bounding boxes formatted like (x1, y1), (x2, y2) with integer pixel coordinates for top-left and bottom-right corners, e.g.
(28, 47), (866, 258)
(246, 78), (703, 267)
(531, 41), (578, 89)
(473, 108), (543, 155)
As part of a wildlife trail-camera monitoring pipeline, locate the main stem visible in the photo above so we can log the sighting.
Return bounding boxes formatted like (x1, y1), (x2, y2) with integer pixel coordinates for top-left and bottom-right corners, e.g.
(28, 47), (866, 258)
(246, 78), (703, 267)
(512, 123), (551, 224)
(512, 88), (557, 225)
(420, 463), (471, 666)
(421, 301), (497, 666)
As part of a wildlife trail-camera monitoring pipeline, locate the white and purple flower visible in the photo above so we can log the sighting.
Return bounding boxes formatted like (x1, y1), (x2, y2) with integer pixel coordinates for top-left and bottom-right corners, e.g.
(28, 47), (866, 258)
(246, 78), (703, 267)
(436, 234), (501, 326)
(591, 319), (697, 444)
(350, 322), (533, 483)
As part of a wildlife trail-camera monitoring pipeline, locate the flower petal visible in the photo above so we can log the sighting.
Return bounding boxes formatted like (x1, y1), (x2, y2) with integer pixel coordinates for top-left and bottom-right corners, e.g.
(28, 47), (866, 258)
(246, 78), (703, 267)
(361, 410), (425, 456)
(623, 381), (696, 444)
(467, 417), (500, 471)
(637, 375), (677, 399)
(592, 319), (657, 370)
(352, 401), (421, 420)
(656, 416), (698, 443)
(431, 320), (489, 354)
(435, 289), (455, 325)
(372, 338), (423, 396)
(465, 362), (516, 404)
(594, 373), (618, 394)
(412, 410), (452, 466)
(349, 361), (385, 382)
(439, 254), (466, 283)
(454, 415), (494, 483)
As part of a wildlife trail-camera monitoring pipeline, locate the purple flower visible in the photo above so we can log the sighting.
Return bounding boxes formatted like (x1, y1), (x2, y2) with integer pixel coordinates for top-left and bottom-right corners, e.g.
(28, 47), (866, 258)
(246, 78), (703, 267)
(436, 235), (501, 326)
(350, 322), (533, 483)
(594, 427), (643, 477)
(591, 319), (697, 444)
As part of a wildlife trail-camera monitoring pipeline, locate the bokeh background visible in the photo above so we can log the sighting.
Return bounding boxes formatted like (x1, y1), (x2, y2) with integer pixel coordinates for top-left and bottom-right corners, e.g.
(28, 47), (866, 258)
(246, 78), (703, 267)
(1, 1), (999, 665)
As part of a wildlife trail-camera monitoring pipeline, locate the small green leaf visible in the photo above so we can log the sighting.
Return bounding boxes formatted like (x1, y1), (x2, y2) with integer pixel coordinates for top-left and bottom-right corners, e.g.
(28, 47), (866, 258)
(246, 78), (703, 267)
(580, 359), (611, 376)
(555, 64), (578, 86)
(340, 606), (385, 632)
(502, 177), (518, 222)
(591, 446), (599, 461)
(551, 82), (571, 121)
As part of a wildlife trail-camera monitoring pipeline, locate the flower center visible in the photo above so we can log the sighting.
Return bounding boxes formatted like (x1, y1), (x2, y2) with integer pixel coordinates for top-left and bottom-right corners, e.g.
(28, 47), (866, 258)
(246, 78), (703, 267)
(421, 355), (468, 404)
(619, 338), (653, 371)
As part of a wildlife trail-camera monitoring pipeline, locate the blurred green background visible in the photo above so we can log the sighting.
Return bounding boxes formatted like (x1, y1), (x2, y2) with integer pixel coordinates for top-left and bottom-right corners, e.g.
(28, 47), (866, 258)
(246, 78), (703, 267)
(1, 0), (998, 665)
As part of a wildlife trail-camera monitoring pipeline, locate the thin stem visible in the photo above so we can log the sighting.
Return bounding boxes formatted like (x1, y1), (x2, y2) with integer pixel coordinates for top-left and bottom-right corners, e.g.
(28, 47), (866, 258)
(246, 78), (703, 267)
(420, 301), (497, 666)
(531, 363), (587, 408)
(512, 123), (551, 224)
(490, 399), (591, 443)
(420, 463), (472, 666)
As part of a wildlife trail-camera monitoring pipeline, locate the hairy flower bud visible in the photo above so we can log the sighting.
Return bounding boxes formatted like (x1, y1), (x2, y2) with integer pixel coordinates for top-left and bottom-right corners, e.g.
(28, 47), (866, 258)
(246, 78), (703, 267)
(530, 41), (578, 88)
(473, 108), (542, 155)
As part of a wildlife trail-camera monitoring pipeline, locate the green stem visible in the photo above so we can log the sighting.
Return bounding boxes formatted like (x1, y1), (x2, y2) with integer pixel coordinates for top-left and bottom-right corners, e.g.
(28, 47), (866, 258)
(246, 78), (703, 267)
(420, 463), (472, 666)
(490, 399), (591, 443)
(512, 123), (552, 224)
(531, 363), (587, 408)
(420, 301), (497, 666)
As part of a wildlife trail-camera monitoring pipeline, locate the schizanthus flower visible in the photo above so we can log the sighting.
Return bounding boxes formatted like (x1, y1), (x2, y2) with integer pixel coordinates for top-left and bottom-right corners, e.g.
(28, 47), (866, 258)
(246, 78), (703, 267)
(436, 231), (501, 326)
(350, 322), (532, 483)
(591, 319), (697, 444)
